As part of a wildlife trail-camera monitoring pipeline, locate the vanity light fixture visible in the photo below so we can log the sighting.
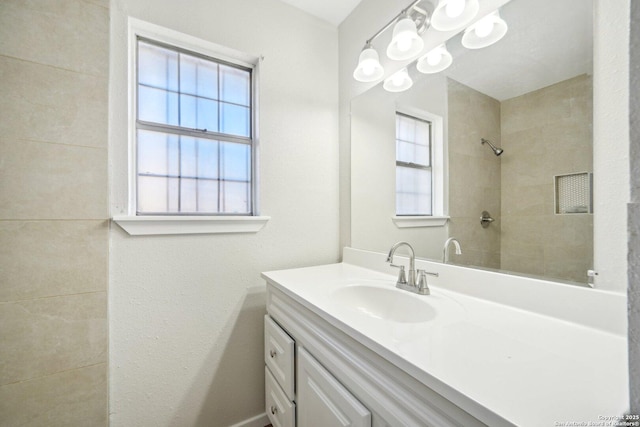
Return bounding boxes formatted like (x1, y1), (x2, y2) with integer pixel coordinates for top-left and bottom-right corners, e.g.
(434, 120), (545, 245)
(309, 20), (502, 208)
(431, 0), (479, 32)
(353, 42), (385, 82)
(461, 10), (508, 49)
(383, 68), (413, 92)
(416, 43), (453, 74)
(352, 0), (430, 83)
(386, 13), (425, 61)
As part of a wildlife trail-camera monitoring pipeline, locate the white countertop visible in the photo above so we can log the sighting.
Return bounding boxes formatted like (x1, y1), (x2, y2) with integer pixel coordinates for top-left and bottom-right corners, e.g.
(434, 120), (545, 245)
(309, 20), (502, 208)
(262, 249), (629, 427)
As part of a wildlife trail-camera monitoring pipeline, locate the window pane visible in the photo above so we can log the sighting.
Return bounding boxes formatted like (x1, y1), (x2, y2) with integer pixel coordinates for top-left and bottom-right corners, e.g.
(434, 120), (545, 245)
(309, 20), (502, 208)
(416, 120), (430, 145)
(138, 85), (179, 126)
(180, 95), (219, 131)
(138, 176), (167, 212)
(397, 140), (430, 166)
(196, 97), (219, 131)
(396, 115), (415, 142)
(197, 139), (219, 179)
(180, 178), (197, 212)
(197, 180), (219, 212)
(222, 181), (250, 213)
(221, 142), (250, 181)
(221, 103), (250, 137)
(180, 54), (218, 99)
(180, 136), (197, 177)
(220, 64), (250, 106)
(396, 167), (432, 215)
(137, 130), (179, 176)
(138, 42), (178, 91)
(137, 176), (179, 213)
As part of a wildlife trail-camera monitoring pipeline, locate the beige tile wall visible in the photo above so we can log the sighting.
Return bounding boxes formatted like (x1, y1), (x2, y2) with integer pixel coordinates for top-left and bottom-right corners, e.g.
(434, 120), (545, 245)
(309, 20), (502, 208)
(447, 75), (592, 283)
(447, 79), (502, 269)
(501, 75), (593, 283)
(0, 0), (109, 425)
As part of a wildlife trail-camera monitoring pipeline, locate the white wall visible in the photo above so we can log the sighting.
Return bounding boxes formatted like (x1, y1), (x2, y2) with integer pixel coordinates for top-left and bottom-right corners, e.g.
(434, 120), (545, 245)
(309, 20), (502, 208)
(350, 74), (449, 259)
(108, 0), (339, 425)
(592, 0), (630, 291)
(628, 0), (640, 413)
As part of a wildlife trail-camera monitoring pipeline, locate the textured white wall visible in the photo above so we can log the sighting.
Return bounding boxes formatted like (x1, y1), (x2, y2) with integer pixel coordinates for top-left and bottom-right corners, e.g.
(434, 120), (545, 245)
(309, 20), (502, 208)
(628, 0), (639, 414)
(108, 0), (339, 425)
(593, 0), (630, 292)
(350, 74), (449, 259)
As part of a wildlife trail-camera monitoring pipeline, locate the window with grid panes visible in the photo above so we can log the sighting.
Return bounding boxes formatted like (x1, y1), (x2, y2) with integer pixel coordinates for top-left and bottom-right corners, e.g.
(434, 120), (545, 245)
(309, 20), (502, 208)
(395, 113), (433, 216)
(136, 38), (253, 215)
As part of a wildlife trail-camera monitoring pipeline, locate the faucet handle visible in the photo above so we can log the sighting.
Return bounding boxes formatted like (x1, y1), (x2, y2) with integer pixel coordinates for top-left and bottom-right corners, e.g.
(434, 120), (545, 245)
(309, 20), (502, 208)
(390, 264), (408, 285)
(416, 270), (439, 295)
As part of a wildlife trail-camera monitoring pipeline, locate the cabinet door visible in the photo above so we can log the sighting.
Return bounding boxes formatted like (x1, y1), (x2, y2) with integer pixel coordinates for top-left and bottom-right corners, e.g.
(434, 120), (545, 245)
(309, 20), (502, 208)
(297, 347), (371, 427)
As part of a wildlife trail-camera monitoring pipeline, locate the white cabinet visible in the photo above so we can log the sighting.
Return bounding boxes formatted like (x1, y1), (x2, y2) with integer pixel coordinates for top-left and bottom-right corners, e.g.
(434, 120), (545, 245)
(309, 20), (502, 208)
(297, 347), (371, 427)
(265, 366), (296, 427)
(265, 315), (295, 400)
(265, 314), (373, 427)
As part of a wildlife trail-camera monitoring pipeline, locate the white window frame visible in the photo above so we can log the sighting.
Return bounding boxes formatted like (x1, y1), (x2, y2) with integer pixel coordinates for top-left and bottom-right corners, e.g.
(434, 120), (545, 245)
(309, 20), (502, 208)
(113, 18), (269, 235)
(392, 105), (448, 228)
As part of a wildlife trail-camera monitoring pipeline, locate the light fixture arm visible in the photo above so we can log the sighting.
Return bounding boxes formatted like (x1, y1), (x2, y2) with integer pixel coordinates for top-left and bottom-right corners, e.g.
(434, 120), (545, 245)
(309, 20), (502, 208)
(364, 0), (426, 46)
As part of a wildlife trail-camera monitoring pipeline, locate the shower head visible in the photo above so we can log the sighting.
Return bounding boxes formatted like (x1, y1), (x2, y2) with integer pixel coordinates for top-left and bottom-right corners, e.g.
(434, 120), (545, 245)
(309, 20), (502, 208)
(481, 138), (504, 156)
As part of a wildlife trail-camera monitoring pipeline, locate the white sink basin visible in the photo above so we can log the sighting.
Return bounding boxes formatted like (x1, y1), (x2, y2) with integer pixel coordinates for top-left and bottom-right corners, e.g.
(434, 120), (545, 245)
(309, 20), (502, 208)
(331, 284), (436, 323)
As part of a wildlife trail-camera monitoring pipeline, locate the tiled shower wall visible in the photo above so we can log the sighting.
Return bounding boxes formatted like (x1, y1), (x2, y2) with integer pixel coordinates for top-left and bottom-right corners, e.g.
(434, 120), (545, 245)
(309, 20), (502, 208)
(0, 0), (109, 425)
(500, 75), (593, 283)
(447, 75), (593, 283)
(448, 78), (502, 269)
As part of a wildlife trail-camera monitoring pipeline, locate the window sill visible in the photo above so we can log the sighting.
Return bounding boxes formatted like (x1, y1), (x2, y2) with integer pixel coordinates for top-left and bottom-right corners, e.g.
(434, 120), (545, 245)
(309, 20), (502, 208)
(392, 216), (449, 228)
(112, 215), (270, 236)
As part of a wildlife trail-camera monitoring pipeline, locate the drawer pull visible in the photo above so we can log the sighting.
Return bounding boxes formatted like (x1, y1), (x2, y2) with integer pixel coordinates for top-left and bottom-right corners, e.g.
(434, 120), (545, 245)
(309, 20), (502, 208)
(269, 349), (277, 358)
(270, 405), (278, 415)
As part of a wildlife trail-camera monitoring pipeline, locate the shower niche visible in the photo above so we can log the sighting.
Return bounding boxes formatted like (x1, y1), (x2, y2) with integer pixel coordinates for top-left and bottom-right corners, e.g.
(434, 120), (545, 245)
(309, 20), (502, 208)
(554, 172), (593, 215)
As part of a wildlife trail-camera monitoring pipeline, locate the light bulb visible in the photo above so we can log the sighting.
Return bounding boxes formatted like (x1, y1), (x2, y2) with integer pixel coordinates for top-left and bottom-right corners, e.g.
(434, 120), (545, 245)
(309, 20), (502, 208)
(361, 62), (374, 76)
(445, 0), (465, 18)
(474, 18), (494, 38)
(426, 51), (442, 66)
(396, 35), (412, 52)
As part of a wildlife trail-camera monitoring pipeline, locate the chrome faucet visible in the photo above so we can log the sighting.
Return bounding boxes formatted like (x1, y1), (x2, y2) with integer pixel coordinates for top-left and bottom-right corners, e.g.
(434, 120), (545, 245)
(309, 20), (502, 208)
(443, 237), (462, 264)
(386, 241), (438, 295)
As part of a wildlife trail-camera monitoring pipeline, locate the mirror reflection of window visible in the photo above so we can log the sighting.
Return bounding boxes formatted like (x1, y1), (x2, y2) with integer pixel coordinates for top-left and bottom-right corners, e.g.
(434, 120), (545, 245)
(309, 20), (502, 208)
(395, 113), (432, 216)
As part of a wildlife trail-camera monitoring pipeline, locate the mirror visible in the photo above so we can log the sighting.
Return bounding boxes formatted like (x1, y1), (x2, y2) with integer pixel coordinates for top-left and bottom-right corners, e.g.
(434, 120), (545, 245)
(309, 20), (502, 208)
(350, 0), (593, 286)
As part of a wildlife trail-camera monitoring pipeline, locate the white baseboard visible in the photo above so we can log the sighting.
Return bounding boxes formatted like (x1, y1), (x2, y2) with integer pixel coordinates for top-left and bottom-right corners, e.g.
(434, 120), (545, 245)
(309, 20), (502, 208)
(227, 413), (270, 427)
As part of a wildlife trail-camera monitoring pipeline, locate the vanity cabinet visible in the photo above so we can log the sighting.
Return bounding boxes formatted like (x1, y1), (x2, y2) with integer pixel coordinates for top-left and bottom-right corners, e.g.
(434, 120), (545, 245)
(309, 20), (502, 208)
(297, 347), (371, 427)
(265, 283), (488, 427)
(265, 315), (372, 427)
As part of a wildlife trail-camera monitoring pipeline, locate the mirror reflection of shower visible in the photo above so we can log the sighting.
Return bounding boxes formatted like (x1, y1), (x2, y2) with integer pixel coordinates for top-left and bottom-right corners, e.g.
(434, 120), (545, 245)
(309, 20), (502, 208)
(481, 138), (504, 156)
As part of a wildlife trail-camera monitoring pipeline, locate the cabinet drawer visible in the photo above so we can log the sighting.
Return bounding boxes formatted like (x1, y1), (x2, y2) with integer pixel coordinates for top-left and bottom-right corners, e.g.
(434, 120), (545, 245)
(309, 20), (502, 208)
(265, 315), (295, 400)
(266, 366), (295, 427)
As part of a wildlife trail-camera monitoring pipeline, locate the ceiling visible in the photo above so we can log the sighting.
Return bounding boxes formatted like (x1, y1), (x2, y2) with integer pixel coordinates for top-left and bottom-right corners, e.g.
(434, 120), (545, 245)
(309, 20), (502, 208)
(278, 0), (363, 26)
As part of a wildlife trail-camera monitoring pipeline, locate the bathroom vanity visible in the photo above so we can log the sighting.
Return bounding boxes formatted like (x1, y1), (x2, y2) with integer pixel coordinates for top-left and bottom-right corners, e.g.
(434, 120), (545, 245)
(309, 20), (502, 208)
(262, 248), (628, 427)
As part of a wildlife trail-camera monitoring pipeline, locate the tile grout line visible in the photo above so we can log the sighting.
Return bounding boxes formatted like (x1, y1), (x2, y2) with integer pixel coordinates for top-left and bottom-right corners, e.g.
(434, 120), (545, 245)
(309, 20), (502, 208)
(0, 289), (108, 305)
(0, 53), (108, 80)
(0, 361), (107, 388)
(2, 137), (109, 151)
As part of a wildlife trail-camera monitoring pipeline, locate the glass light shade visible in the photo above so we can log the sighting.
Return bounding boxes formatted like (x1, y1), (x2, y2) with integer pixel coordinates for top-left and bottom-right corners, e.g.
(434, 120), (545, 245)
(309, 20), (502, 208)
(353, 46), (384, 82)
(386, 17), (424, 61)
(383, 68), (413, 92)
(462, 10), (508, 49)
(416, 44), (453, 74)
(431, 0), (479, 32)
